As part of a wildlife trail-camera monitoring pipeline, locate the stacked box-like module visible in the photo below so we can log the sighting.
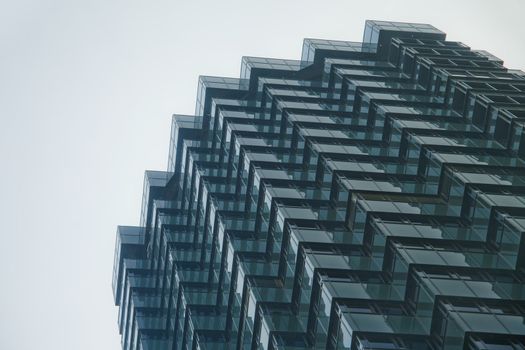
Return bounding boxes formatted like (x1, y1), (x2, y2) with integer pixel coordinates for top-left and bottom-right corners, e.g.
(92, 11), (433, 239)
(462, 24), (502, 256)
(113, 21), (525, 350)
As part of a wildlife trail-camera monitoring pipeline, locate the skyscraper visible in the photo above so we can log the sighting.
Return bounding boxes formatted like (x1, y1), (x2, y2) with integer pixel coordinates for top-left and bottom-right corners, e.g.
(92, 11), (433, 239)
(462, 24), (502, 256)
(112, 20), (525, 349)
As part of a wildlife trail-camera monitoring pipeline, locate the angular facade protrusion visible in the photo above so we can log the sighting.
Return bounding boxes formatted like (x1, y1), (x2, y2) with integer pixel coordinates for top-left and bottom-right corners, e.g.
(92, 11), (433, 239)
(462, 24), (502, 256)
(113, 21), (525, 350)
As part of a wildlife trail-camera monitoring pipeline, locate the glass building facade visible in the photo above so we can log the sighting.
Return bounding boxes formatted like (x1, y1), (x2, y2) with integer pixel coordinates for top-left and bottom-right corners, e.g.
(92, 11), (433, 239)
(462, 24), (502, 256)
(112, 21), (525, 350)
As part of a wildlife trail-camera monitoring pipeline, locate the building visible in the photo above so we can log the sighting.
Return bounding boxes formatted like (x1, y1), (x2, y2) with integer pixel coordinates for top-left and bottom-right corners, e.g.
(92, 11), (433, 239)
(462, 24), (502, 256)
(112, 20), (525, 350)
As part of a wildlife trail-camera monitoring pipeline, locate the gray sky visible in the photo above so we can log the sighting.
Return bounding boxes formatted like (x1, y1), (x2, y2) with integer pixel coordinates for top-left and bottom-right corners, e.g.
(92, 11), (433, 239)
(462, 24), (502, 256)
(0, 0), (524, 349)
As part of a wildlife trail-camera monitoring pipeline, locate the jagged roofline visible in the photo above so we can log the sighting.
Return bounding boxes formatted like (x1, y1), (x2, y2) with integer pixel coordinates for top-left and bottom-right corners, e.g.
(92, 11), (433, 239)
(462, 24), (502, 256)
(113, 20), (525, 350)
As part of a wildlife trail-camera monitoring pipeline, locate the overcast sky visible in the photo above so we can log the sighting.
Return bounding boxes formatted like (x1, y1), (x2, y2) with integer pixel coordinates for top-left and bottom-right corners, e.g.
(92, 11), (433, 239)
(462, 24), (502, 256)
(1, 0), (524, 349)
